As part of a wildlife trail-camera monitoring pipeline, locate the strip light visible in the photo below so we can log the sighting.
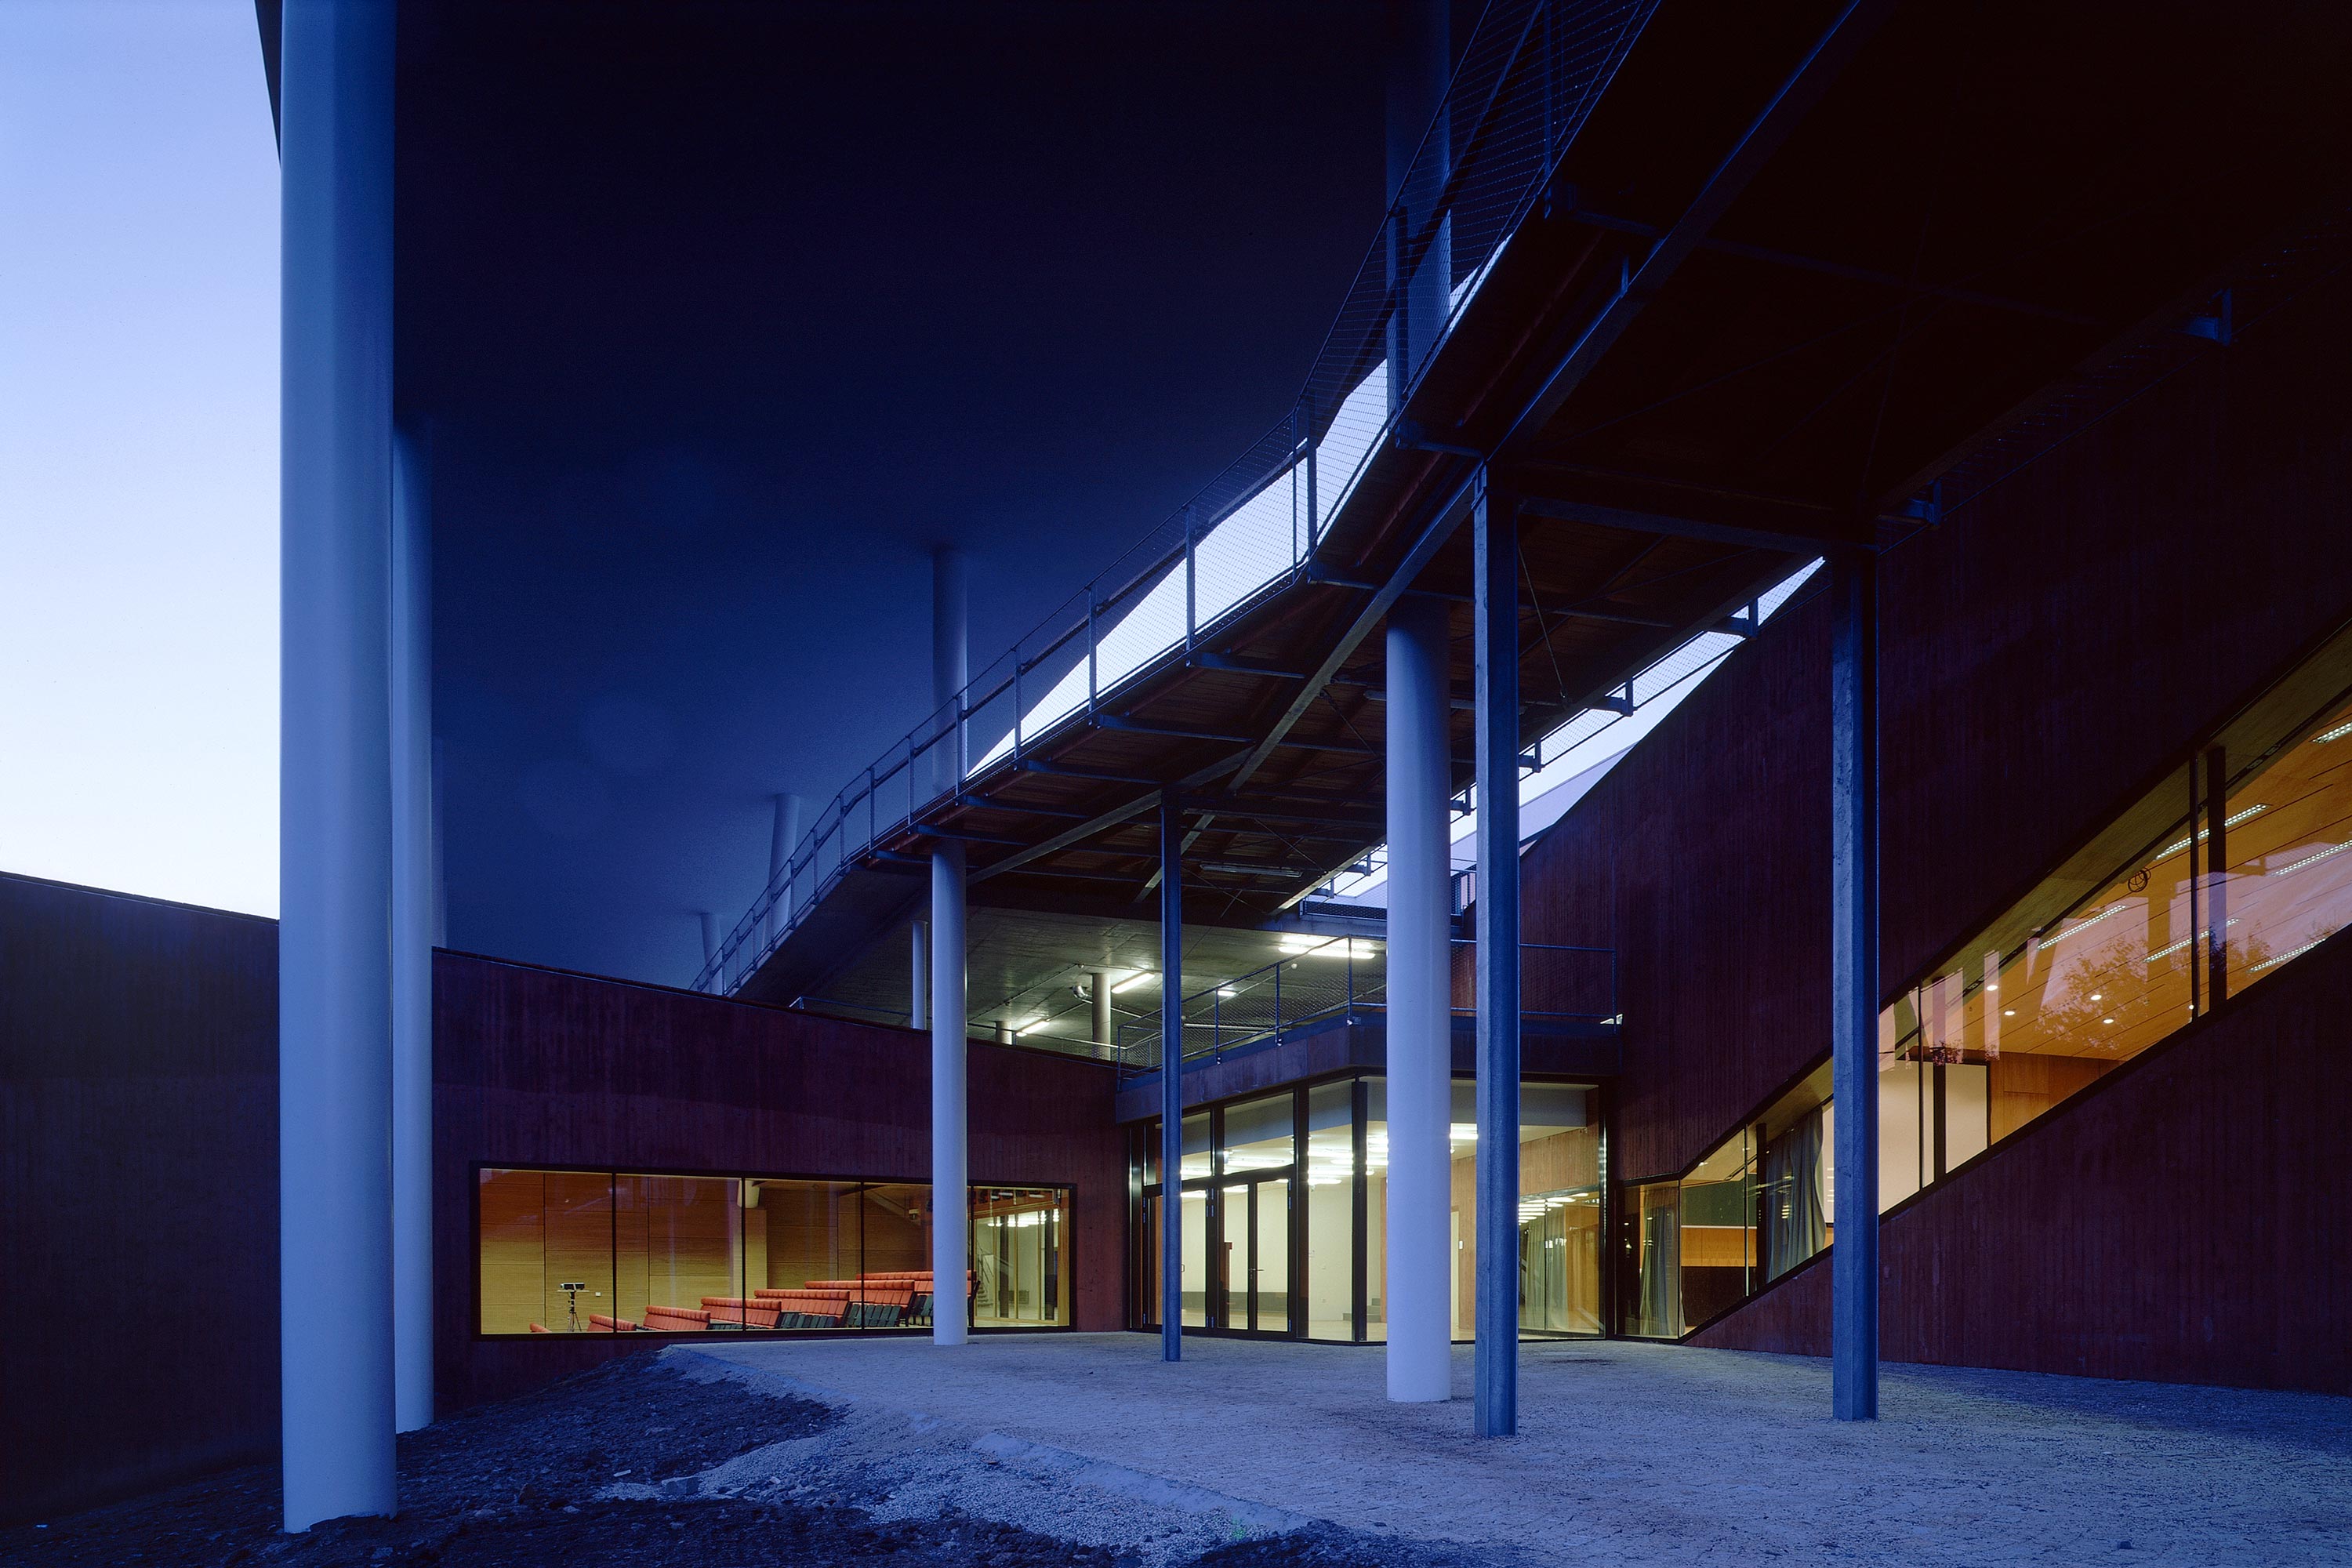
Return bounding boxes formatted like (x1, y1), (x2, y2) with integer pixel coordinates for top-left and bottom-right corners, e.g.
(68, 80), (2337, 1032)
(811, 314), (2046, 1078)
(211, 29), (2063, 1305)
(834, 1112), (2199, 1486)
(2251, 935), (2331, 973)
(2145, 919), (2238, 964)
(2157, 803), (2269, 859)
(2270, 840), (2350, 878)
(2043, 902), (2130, 946)
(2312, 719), (2352, 744)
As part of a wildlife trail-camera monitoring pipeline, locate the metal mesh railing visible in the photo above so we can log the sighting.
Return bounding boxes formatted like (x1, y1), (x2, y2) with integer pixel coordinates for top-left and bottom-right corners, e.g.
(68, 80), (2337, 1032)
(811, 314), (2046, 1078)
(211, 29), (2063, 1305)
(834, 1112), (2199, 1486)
(696, 0), (1661, 994)
(1112, 936), (1616, 1075)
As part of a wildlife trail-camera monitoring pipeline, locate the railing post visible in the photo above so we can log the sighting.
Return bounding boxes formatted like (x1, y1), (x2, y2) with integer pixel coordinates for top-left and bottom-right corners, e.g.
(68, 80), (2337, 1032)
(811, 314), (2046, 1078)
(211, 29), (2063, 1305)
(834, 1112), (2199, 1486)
(1087, 594), (1098, 714)
(1184, 504), (1198, 650)
(1303, 399), (1320, 557)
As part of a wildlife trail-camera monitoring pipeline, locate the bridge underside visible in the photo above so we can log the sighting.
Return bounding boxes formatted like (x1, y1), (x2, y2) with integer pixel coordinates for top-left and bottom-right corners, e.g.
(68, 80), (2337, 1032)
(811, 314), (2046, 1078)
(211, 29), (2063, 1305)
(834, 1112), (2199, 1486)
(739, 0), (2352, 1010)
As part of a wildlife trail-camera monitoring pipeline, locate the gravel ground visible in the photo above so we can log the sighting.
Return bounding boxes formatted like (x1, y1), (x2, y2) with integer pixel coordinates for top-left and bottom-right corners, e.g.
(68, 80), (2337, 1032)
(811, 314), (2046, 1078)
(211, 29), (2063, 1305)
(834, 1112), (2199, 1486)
(694, 1334), (2352, 1567)
(0, 1352), (1475, 1568)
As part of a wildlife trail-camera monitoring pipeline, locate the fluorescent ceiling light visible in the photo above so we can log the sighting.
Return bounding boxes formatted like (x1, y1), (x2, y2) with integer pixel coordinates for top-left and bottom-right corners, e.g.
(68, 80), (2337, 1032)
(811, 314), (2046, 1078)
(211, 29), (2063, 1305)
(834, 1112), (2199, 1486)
(1112, 973), (1159, 993)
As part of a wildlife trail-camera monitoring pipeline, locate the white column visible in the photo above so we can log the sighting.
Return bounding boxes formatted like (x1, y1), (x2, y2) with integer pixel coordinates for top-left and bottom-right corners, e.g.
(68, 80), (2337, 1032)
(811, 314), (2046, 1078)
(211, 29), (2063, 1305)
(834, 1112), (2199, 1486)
(931, 844), (969, 1345)
(278, 0), (397, 1530)
(1384, 595), (1453, 1403)
(1089, 968), (1114, 1053)
(931, 546), (970, 1344)
(390, 426), (433, 1435)
(909, 920), (930, 1030)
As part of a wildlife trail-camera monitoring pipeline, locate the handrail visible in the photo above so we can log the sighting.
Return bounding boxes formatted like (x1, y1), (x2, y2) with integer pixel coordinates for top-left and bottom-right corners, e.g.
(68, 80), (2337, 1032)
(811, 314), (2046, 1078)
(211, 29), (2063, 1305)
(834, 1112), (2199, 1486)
(1111, 936), (1617, 1076)
(695, 0), (1662, 994)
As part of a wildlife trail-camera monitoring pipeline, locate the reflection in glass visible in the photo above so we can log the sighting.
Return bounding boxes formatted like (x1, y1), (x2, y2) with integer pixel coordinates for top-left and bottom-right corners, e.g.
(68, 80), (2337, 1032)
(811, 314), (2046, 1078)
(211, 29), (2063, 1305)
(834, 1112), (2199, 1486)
(1255, 1179), (1292, 1331)
(1223, 1094), (1296, 1173)
(620, 1173), (742, 1330)
(973, 1188), (1066, 1326)
(1180, 1186), (1210, 1327)
(1180, 1113), (1213, 1180)
(1621, 1181), (1682, 1339)
(477, 1170), (1069, 1335)
(1304, 1082), (1356, 1340)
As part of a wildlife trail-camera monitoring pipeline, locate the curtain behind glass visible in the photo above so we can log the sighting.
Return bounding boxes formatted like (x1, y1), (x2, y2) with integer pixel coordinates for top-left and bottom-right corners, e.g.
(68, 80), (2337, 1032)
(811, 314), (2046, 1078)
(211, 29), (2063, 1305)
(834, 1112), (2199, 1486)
(1764, 1108), (1825, 1279)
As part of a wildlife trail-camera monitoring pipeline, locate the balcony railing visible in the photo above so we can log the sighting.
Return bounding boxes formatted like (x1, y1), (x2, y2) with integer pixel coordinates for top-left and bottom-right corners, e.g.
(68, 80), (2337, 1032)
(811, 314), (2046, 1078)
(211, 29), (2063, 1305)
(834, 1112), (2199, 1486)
(1112, 937), (1615, 1076)
(691, 0), (1661, 995)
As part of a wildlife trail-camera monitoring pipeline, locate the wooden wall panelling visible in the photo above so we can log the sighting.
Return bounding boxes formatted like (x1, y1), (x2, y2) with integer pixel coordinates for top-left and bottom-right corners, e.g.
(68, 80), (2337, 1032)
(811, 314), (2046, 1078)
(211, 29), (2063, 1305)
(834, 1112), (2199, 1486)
(0, 873), (280, 1524)
(1693, 922), (2352, 1395)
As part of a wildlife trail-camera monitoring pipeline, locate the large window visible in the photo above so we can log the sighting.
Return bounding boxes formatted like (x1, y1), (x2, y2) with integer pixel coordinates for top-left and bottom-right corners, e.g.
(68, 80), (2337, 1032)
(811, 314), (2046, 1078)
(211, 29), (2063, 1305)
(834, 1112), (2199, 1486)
(1134, 1073), (1602, 1342)
(477, 1168), (1071, 1336)
(1621, 620), (2352, 1338)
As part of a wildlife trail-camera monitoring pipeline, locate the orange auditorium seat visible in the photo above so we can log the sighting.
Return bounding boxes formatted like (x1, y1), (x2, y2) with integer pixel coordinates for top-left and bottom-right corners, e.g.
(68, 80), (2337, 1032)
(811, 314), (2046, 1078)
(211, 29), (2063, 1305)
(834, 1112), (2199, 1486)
(701, 1296), (783, 1328)
(641, 1304), (712, 1333)
(589, 1313), (640, 1332)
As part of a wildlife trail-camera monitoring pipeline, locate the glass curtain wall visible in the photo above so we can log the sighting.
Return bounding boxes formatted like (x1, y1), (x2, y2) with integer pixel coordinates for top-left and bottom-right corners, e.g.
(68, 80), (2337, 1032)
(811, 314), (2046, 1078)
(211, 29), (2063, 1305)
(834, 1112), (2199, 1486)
(1621, 622), (2352, 1338)
(478, 1171), (1071, 1335)
(1134, 1074), (1602, 1342)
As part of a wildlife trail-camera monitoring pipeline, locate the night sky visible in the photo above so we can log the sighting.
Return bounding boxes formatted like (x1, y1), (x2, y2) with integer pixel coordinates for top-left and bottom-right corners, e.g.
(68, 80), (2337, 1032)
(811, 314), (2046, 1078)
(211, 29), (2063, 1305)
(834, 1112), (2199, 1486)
(395, 2), (1401, 985)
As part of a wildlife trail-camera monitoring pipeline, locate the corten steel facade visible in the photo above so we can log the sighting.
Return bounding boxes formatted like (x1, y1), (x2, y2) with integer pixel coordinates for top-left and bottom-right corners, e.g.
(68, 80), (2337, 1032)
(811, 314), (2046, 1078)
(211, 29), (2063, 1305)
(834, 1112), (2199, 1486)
(0, 880), (1123, 1523)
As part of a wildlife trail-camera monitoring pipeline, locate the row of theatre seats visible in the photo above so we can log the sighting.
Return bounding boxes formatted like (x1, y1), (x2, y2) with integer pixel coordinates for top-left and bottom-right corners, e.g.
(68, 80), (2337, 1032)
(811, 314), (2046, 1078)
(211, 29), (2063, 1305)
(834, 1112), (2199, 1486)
(525, 1272), (974, 1334)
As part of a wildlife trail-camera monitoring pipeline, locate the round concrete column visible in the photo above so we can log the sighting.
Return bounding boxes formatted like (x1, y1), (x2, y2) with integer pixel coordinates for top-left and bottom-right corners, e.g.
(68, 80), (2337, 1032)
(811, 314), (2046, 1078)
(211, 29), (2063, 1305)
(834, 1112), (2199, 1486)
(1384, 596), (1454, 1402)
(278, 0), (398, 1527)
(931, 844), (969, 1345)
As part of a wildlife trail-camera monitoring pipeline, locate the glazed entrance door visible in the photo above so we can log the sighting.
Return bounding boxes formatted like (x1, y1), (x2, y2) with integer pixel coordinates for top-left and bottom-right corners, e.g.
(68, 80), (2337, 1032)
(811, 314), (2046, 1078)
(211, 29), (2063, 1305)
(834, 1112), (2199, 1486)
(1208, 1171), (1294, 1334)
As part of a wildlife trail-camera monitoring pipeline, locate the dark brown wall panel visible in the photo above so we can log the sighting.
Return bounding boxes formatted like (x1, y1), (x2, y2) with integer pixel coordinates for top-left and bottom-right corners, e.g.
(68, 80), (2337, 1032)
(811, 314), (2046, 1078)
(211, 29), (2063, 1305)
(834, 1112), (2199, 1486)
(0, 873), (279, 1524)
(1690, 924), (2352, 1396)
(431, 951), (1127, 1411)
(1522, 271), (2352, 1186)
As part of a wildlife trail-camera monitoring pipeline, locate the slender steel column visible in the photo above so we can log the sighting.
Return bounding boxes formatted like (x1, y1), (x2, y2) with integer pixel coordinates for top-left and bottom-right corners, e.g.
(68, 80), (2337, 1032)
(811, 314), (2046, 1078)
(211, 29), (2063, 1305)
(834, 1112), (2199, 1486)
(909, 920), (930, 1031)
(1472, 477), (1521, 1438)
(390, 425), (433, 1436)
(931, 547), (971, 1345)
(1160, 791), (1185, 1360)
(278, 0), (397, 1528)
(1385, 596), (1452, 1402)
(1090, 968), (1115, 1053)
(931, 844), (969, 1345)
(1830, 548), (1881, 1421)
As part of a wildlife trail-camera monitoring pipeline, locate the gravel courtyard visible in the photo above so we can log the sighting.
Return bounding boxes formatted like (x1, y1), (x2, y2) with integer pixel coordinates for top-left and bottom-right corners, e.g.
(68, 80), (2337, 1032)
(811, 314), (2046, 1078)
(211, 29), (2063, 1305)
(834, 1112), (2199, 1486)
(691, 1333), (2352, 1566)
(9, 1336), (2345, 1566)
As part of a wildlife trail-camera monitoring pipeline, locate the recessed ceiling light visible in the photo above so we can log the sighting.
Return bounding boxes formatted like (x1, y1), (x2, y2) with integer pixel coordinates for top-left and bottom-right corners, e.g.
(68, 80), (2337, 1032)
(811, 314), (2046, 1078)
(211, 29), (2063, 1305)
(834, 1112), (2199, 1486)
(2102, 1017), (2115, 1025)
(2002, 1009), (2015, 1017)
(2089, 993), (2102, 1002)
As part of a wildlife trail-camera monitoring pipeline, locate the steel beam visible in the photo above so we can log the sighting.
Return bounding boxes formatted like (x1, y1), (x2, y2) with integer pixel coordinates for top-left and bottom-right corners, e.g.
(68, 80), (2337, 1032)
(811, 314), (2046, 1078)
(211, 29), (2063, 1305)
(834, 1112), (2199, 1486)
(1829, 549), (1879, 1420)
(1472, 474), (1521, 1439)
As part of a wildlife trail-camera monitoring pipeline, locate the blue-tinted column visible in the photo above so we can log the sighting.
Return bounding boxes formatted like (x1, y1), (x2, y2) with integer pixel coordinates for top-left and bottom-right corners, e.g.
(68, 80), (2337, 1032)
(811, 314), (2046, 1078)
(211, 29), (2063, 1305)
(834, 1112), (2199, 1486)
(931, 547), (970, 1345)
(390, 426), (433, 1435)
(931, 845), (968, 1345)
(1384, 596), (1452, 1402)
(1472, 477), (1520, 1438)
(1160, 792), (1185, 1360)
(1830, 549), (1880, 1421)
(278, 0), (397, 1528)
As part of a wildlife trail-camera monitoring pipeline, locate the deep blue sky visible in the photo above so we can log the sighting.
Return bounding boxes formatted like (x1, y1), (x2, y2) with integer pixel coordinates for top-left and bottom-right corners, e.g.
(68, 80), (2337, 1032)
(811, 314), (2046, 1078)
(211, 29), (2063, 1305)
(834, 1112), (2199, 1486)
(402, 3), (1396, 984)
